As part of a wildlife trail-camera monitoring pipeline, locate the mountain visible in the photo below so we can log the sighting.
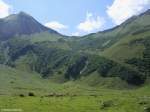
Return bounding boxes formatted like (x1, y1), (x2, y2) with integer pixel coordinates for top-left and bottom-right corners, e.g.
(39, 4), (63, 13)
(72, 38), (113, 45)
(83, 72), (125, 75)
(0, 9), (149, 88)
(0, 12), (61, 40)
(0, 9), (150, 112)
(69, 9), (150, 52)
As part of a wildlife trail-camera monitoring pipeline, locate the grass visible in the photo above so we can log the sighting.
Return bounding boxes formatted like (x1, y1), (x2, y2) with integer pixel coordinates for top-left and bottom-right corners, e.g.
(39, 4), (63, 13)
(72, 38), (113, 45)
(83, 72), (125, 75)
(101, 31), (150, 62)
(29, 33), (62, 43)
(0, 9), (150, 112)
(0, 87), (150, 112)
(0, 65), (150, 112)
(19, 32), (62, 43)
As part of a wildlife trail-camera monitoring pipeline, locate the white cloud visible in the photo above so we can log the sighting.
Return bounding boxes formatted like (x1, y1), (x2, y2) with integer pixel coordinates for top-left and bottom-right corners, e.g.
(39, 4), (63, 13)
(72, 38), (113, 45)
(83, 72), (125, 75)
(71, 32), (80, 36)
(77, 12), (105, 33)
(0, 0), (11, 18)
(107, 0), (150, 25)
(45, 21), (68, 31)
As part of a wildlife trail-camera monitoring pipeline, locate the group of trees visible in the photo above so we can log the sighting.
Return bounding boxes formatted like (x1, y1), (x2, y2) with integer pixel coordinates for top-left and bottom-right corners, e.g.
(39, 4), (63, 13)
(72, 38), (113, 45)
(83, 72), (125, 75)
(98, 58), (146, 85)
(126, 37), (150, 76)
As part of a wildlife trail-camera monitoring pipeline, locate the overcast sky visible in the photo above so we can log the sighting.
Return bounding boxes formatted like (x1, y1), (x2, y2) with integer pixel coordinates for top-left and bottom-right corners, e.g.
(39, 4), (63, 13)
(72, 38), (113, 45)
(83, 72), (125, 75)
(0, 0), (150, 36)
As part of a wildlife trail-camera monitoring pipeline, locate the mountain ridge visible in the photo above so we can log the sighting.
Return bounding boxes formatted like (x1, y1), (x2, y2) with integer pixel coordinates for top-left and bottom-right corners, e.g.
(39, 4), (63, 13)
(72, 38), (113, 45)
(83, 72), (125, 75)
(0, 9), (149, 87)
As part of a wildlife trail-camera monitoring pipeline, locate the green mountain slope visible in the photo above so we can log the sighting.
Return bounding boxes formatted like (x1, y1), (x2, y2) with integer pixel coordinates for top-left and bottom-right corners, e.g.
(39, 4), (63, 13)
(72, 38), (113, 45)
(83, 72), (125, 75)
(101, 28), (150, 62)
(67, 9), (150, 53)
(0, 9), (150, 112)
(0, 9), (149, 88)
(0, 65), (50, 95)
(0, 38), (146, 86)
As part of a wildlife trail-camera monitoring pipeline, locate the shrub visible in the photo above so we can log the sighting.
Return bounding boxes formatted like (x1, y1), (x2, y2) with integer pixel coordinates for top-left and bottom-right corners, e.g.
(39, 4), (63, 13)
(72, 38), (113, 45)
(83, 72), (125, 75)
(19, 94), (25, 97)
(28, 92), (35, 96)
(100, 100), (113, 109)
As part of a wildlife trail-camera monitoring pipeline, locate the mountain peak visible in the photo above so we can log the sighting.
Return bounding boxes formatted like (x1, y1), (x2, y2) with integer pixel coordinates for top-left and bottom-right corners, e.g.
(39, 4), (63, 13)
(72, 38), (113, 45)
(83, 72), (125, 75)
(18, 11), (31, 18)
(0, 12), (60, 40)
(19, 11), (28, 15)
(4, 12), (31, 21)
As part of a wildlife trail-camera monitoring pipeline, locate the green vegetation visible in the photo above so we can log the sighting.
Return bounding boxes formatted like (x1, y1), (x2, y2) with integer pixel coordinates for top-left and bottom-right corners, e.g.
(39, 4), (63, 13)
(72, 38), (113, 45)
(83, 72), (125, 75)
(126, 37), (150, 76)
(0, 92), (149, 112)
(0, 65), (150, 112)
(0, 9), (150, 112)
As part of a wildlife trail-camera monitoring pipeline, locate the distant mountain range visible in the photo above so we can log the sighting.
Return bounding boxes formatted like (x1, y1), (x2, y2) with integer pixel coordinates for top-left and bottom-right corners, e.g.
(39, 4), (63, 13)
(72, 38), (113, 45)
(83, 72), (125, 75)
(0, 9), (149, 88)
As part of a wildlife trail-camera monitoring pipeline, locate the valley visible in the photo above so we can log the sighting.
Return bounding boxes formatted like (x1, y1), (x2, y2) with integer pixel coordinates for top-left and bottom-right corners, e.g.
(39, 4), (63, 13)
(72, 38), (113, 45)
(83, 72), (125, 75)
(0, 9), (149, 112)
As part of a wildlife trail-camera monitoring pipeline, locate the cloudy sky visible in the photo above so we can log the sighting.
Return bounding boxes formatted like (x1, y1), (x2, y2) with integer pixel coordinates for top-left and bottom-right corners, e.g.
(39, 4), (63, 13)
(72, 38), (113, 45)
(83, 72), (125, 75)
(0, 0), (150, 36)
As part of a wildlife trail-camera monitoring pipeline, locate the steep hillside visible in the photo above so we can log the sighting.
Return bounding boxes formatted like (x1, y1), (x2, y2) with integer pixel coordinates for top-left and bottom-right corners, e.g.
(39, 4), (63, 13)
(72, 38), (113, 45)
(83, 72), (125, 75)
(0, 10), (149, 88)
(0, 37), (146, 86)
(101, 28), (150, 62)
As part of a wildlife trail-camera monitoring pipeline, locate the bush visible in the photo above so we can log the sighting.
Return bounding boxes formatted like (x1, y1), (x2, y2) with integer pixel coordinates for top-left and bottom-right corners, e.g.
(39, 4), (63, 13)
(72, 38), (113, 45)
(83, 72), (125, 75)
(28, 92), (35, 96)
(100, 100), (113, 109)
(19, 94), (25, 97)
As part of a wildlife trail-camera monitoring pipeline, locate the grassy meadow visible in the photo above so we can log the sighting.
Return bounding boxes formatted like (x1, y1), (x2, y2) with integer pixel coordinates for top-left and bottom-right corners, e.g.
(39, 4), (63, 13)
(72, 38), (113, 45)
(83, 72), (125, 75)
(0, 65), (150, 112)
